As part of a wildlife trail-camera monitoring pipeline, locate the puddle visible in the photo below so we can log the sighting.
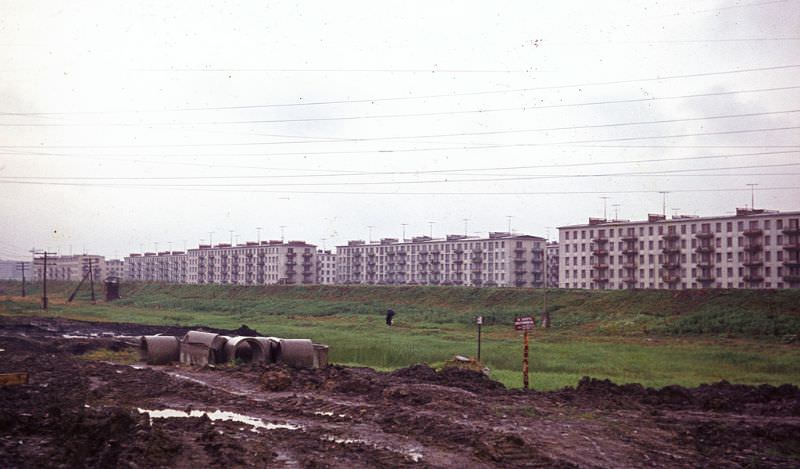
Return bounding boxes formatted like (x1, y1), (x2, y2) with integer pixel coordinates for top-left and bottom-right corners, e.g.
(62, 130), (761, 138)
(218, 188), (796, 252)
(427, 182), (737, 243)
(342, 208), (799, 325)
(0, 348), (5, 352)
(322, 435), (423, 462)
(313, 410), (347, 418)
(138, 408), (302, 432)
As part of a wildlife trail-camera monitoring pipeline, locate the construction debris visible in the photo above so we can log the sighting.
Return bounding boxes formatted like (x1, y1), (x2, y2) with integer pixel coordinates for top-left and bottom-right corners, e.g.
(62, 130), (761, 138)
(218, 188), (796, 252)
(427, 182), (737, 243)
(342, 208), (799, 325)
(138, 330), (328, 369)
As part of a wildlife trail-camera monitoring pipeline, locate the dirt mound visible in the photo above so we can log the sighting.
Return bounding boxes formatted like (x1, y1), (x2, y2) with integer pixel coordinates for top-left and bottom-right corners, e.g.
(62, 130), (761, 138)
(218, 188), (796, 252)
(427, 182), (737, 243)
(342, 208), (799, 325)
(232, 324), (261, 336)
(390, 363), (505, 393)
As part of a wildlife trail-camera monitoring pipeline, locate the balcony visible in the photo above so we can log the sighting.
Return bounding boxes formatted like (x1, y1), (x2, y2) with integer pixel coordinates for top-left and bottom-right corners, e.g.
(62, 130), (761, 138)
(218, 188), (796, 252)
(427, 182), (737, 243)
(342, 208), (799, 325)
(514, 279), (525, 287)
(662, 262), (680, 270)
(454, 248), (464, 254)
(783, 260), (800, 268)
(781, 227), (800, 236)
(662, 275), (681, 284)
(515, 269), (527, 275)
(622, 248), (639, 255)
(662, 233), (679, 241)
(286, 252), (297, 258)
(782, 275), (800, 283)
(695, 232), (714, 239)
(622, 277), (637, 284)
(696, 260), (714, 268)
(743, 228), (763, 237)
(592, 236), (609, 244)
(621, 235), (638, 242)
(744, 244), (763, 253)
(594, 276), (610, 283)
(694, 246), (715, 254)
(743, 260), (764, 267)
(783, 243), (800, 251)
(662, 247), (680, 255)
(592, 248), (609, 256)
(697, 275), (716, 283)
(472, 257), (483, 264)
(285, 261), (297, 267)
(593, 264), (609, 270)
(623, 262), (637, 269)
(743, 275), (764, 283)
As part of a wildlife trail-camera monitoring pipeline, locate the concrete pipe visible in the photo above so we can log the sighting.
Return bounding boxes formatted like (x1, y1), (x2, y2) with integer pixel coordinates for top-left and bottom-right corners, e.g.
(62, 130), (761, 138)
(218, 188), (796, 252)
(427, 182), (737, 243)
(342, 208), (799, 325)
(253, 337), (280, 364)
(181, 331), (229, 365)
(277, 339), (316, 369)
(139, 335), (179, 365)
(313, 344), (330, 368)
(223, 337), (271, 364)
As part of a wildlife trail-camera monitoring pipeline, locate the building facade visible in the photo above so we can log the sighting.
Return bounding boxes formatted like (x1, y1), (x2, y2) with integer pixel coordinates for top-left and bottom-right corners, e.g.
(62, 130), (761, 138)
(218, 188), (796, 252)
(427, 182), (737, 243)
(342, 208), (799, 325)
(33, 254), (107, 282)
(106, 259), (125, 279)
(0, 259), (33, 281)
(316, 250), (337, 284)
(558, 208), (800, 290)
(546, 242), (559, 288)
(335, 233), (547, 287)
(127, 241), (317, 285)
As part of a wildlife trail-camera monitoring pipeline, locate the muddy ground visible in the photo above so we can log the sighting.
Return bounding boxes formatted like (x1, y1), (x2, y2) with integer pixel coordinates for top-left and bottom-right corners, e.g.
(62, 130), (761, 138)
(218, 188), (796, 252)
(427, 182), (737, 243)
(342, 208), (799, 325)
(1, 316), (799, 468)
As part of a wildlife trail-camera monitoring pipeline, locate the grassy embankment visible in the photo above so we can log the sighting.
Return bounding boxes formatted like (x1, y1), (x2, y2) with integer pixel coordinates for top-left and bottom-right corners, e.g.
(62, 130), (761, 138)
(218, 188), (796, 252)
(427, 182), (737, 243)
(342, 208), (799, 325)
(2, 281), (799, 390)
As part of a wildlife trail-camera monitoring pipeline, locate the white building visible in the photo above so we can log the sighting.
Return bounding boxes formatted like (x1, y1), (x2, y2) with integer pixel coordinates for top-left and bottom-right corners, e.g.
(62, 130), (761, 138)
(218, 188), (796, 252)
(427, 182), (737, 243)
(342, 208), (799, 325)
(33, 254), (107, 282)
(558, 208), (800, 290)
(336, 233), (547, 288)
(316, 250), (337, 284)
(546, 242), (559, 288)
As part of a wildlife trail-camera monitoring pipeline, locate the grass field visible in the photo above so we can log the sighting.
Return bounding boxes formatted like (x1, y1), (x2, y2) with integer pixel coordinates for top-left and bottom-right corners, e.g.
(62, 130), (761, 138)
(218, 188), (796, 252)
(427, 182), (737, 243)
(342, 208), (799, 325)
(2, 281), (799, 390)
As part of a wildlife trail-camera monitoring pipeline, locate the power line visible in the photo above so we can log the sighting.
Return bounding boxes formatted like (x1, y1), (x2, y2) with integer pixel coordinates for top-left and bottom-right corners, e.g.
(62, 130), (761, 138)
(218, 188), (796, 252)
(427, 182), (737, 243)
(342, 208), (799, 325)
(2, 86), (799, 125)
(1, 150), (797, 180)
(2, 163), (797, 187)
(5, 63), (799, 114)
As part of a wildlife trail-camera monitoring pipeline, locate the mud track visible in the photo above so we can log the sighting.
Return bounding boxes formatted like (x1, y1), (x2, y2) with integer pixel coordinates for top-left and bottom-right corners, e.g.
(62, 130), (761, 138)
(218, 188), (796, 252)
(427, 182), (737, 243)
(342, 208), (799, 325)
(1, 316), (799, 468)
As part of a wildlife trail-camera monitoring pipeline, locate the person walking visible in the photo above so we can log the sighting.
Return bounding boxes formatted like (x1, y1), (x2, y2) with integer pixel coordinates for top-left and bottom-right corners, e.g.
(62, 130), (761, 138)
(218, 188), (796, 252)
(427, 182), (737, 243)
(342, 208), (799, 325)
(385, 309), (395, 327)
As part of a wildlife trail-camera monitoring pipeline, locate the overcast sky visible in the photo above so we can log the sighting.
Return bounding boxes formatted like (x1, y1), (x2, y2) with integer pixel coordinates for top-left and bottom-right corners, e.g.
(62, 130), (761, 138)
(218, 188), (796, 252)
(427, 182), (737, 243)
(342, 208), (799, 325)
(1, 0), (799, 260)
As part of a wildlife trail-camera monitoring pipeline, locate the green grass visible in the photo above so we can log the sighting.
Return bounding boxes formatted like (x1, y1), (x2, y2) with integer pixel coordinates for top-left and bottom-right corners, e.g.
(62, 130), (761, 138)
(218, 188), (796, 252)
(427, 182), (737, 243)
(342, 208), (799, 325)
(2, 281), (799, 390)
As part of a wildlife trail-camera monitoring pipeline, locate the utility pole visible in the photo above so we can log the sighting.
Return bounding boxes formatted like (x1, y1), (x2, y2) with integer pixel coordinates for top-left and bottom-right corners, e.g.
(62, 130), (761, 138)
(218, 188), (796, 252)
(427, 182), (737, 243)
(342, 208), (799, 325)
(428, 221), (435, 238)
(600, 196), (609, 220)
(208, 232), (214, 246)
(256, 227), (262, 244)
(612, 203), (620, 221)
(32, 250), (56, 310)
(401, 223), (408, 241)
(84, 258), (97, 304)
(16, 262), (27, 297)
(746, 183), (758, 209)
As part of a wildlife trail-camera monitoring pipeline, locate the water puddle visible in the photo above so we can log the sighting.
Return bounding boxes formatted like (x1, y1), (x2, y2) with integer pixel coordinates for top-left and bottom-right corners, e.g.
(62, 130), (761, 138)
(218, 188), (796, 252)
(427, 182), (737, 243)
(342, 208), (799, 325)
(322, 435), (423, 462)
(313, 411), (347, 418)
(138, 408), (301, 433)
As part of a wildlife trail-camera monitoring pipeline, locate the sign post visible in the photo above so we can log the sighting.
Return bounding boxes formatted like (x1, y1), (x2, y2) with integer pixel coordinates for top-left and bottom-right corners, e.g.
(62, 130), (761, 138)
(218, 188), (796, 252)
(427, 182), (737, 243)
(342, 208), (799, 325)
(514, 316), (535, 389)
(475, 315), (483, 361)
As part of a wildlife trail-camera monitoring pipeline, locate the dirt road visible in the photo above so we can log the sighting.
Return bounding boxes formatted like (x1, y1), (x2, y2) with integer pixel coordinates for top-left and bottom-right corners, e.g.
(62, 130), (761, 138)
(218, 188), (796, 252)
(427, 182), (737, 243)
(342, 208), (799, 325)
(1, 316), (798, 468)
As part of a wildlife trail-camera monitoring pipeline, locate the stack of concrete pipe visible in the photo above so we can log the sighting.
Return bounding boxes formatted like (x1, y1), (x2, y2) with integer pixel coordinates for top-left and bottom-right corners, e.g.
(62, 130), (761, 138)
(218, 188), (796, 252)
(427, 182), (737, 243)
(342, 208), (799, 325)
(138, 331), (328, 369)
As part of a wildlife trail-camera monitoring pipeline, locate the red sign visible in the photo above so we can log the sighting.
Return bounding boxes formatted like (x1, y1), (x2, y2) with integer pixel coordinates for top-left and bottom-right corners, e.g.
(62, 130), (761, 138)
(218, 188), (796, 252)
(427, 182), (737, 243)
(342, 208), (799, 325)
(514, 316), (535, 330)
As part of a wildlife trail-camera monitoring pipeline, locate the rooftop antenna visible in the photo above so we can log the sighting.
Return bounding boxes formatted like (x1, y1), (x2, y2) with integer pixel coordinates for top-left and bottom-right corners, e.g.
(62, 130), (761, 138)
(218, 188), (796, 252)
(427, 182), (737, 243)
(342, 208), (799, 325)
(154, 242), (158, 252)
(600, 196), (609, 220)
(428, 221), (436, 238)
(208, 231), (214, 246)
(168, 241), (173, 252)
(658, 191), (669, 216)
(321, 237), (327, 250)
(545, 226), (552, 241)
(672, 207), (681, 217)
(256, 227), (262, 244)
(183, 240), (187, 251)
(280, 225), (286, 243)
(463, 218), (470, 236)
(612, 203), (620, 221)
(506, 215), (513, 233)
(367, 225), (374, 243)
(401, 223), (407, 241)
(746, 183), (758, 209)
(229, 230), (234, 245)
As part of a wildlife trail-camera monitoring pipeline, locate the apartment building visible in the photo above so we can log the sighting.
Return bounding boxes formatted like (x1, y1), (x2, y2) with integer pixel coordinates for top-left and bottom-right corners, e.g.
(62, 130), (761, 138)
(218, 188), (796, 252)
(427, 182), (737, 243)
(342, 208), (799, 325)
(124, 252), (187, 283)
(558, 208), (800, 290)
(106, 259), (125, 279)
(0, 259), (33, 281)
(186, 240), (317, 285)
(546, 242), (559, 288)
(33, 254), (107, 282)
(316, 250), (337, 285)
(336, 232), (547, 287)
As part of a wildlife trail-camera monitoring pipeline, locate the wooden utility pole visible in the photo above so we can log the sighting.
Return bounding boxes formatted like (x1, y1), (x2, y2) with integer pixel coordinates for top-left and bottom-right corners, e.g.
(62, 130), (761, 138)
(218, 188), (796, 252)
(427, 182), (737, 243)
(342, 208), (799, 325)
(33, 250), (57, 310)
(16, 262), (27, 297)
(86, 258), (96, 304)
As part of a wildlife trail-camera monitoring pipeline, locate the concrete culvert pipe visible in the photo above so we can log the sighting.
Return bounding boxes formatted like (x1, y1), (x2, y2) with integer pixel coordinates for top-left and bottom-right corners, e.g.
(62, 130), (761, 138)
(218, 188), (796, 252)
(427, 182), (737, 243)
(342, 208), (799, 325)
(181, 331), (229, 365)
(277, 339), (316, 368)
(253, 337), (280, 364)
(223, 337), (270, 364)
(140, 335), (179, 365)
